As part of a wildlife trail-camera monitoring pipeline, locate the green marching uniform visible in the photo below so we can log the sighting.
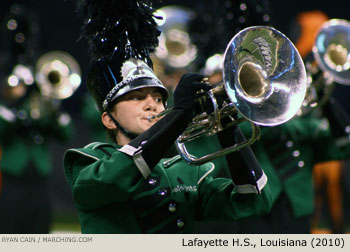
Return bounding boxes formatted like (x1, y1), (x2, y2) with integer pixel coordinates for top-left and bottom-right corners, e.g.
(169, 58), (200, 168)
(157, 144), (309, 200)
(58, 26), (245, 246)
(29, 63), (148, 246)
(64, 142), (273, 234)
(0, 103), (73, 178)
(67, 0), (275, 234)
(0, 99), (74, 233)
(237, 114), (350, 233)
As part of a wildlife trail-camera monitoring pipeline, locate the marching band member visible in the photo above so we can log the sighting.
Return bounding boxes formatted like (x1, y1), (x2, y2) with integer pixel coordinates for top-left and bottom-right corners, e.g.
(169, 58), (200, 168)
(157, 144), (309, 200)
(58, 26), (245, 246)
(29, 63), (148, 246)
(63, 0), (273, 234)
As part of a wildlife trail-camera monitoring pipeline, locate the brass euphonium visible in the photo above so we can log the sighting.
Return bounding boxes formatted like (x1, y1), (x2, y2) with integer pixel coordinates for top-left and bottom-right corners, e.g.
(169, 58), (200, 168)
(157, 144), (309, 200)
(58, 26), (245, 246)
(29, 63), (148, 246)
(152, 6), (197, 70)
(35, 50), (82, 100)
(150, 26), (307, 165)
(313, 19), (350, 84)
(29, 50), (81, 119)
(301, 19), (350, 115)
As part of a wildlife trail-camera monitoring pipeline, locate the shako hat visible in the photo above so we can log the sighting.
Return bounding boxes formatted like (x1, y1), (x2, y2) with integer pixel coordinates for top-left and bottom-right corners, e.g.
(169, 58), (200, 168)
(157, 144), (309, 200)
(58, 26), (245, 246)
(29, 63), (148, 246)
(77, 0), (168, 112)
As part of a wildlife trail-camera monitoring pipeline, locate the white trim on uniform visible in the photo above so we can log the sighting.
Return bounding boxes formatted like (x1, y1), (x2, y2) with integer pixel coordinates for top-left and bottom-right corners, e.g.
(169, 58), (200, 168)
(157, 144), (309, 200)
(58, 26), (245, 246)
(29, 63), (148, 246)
(84, 142), (101, 149)
(119, 144), (140, 156)
(257, 172), (268, 191)
(119, 144), (151, 178)
(67, 149), (100, 161)
(235, 171), (268, 194)
(197, 162), (215, 185)
(235, 184), (258, 194)
(133, 152), (152, 178)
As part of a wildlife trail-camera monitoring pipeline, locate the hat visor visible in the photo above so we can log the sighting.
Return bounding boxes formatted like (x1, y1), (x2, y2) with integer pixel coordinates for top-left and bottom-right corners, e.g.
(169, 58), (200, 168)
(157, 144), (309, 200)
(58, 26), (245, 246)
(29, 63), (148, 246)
(108, 77), (168, 106)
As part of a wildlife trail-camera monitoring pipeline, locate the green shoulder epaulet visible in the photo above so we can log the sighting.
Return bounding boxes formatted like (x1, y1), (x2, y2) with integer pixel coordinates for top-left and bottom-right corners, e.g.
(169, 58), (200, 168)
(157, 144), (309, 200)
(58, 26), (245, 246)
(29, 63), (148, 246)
(63, 142), (118, 187)
(65, 142), (117, 162)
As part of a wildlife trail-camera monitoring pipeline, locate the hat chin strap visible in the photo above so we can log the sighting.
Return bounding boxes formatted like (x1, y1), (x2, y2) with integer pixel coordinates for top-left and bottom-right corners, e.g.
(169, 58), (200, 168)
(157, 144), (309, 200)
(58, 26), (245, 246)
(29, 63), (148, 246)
(107, 110), (139, 141)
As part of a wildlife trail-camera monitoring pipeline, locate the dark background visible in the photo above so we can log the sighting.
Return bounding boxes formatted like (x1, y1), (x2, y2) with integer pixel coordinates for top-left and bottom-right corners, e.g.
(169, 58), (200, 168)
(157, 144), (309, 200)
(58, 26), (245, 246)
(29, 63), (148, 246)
(1, 0), (349, 231)
(16, 0), (348, 114)
(1, 0), (347, 113)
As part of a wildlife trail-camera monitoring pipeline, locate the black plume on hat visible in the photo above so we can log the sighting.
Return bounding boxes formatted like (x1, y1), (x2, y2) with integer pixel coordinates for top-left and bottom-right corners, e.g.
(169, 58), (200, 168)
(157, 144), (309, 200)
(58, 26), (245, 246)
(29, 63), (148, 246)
(76, 0), (168, 111)
(77, 0), (161, 63)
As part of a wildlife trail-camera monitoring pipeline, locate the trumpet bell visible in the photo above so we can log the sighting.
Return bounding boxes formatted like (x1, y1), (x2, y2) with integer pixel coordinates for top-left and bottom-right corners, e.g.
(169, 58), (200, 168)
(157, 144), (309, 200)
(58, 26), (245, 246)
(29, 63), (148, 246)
(223, 26), (307, 126)
(313, 19), (350, 85)
(150, 26), (308, 165)
(35, 51), (81, 99)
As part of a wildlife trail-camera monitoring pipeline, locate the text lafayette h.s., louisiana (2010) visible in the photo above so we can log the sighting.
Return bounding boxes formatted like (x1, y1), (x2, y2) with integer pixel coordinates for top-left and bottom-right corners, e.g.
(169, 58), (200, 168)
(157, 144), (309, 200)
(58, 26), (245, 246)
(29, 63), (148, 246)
(181, 237), (345, 248)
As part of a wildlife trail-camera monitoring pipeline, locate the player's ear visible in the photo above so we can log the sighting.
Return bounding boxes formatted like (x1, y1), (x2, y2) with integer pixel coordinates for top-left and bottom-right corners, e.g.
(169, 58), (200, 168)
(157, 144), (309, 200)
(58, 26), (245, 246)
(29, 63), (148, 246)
(101, 111), (117, 130)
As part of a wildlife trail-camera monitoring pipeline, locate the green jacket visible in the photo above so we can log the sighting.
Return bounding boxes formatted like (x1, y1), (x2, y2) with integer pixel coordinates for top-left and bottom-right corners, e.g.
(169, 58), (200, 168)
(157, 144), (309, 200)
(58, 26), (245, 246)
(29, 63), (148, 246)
(0, 101), (74, 177)
(64, 142), (273, 234)
(241, 115), (350, 217)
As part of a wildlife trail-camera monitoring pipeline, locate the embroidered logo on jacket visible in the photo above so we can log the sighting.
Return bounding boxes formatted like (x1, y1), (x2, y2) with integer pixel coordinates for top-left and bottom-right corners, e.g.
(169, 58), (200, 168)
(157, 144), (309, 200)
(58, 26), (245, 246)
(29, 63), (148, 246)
(172, 184), (197, 193)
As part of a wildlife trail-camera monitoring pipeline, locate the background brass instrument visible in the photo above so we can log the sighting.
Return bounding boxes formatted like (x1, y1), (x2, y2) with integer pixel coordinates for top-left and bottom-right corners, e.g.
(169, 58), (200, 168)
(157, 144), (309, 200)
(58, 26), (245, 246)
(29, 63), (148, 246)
(313, 19), (350, 85)
(152, 6), (197, 71)
(150, 26), (307, 165)
(300, 19), (350, 115)
(0, 50), (81, 120)
(35, 50), (81, 100)
(29, 50), (81, 119)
